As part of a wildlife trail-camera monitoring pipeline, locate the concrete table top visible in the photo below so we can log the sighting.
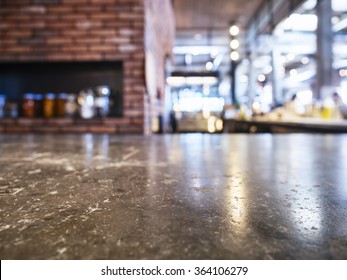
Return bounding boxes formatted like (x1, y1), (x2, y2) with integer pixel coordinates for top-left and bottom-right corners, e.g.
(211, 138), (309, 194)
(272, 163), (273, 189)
(0, 133), (347, 259)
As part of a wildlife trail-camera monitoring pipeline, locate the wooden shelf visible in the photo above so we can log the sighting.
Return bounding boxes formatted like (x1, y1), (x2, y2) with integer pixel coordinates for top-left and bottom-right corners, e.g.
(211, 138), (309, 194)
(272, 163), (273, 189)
(0, 117), (143, 134)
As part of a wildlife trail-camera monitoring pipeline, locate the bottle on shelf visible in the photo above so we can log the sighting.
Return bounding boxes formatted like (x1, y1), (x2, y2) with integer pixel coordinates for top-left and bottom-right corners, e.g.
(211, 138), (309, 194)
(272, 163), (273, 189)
(0, 94), (5, 118)
(22, 93), (35, 118)
(78, 88), (95, 119)
(56, 93), (67, 117)
(65, 93), (78, 118)
(43, 93), (56, 118)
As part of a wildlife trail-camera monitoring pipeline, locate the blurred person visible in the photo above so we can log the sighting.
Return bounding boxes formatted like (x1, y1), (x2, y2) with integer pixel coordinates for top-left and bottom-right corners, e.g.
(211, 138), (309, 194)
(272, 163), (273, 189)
(330, 92), (344, 119)
(332, 92), (344, 106)
(285, 94), (305, 116)
(170, 110), (177, 133)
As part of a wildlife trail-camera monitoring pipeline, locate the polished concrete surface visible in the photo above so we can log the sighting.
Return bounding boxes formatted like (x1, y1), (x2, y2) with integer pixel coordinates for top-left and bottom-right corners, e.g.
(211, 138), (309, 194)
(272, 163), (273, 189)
(0, 133), (347, 260)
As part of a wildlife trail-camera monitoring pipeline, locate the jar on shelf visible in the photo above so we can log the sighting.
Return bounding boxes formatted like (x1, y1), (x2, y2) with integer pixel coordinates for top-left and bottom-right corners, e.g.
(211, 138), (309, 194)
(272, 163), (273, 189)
(43, 93), (56, 118)
(95, 85), (110, 118)
(78, 88), (94, 119)
(34, 94), (43, 117)
(22, 93), (35, 118)
(5, 102), (18, 118)
(0, 94), (5, 118)
(56, 93), (67, 117)
(65, 93), (77, 118)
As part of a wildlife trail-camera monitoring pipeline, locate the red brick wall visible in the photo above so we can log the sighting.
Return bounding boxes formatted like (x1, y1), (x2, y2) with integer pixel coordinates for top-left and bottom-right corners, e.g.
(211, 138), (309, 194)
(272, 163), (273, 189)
(0, 0), (148, 133)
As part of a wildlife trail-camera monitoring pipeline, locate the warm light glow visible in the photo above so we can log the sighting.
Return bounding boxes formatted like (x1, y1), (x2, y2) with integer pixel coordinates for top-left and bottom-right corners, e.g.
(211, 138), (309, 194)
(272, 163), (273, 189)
(287, 53), (296, 62)
(229, 25), (240, 36)
(301, 56), (310, 65)
(230, 51), (240, 61)
(280, 67), (286, 77)
(202, 110), (211, 119)
(230, 39), (240, 49)
(175, 97), (224, 114)
(264, 65), (273, 74)
(301, 57), (310, 65)
(339, 69), (347, 77)
(166, 76), (186, 87)
(166, 76), (218, 87)
(252, 101), (261, 111)
(205, 61), (213, 71)
(101, 87), (109, 95)
(332, 16), (340, 25)
(207, 116), (217, 133)
(186, 76), (218, 86)
(290, 69), (298, 76)
(215, 119), (223, 131)
(173, 104), (180, 112)
(173, 46), (227, 55)
(258, 74), (266, 83)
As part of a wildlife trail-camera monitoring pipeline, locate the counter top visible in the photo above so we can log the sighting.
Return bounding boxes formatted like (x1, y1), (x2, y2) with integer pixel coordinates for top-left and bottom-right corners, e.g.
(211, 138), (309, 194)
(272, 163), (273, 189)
(1, 133), (347, 259)
(254, 116), (347, 127)
(224, 117), (347, 133)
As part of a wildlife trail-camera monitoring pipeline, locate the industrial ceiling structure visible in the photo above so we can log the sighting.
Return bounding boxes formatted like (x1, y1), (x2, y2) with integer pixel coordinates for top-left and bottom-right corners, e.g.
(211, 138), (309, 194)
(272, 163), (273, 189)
(171, 0), (264, 74)
(171, 0), (347, 76)
(173, 0), (264, 30)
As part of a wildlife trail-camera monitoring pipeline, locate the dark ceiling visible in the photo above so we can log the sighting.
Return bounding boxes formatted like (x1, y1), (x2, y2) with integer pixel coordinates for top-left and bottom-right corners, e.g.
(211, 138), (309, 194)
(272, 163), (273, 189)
(172, 0), (265, 30)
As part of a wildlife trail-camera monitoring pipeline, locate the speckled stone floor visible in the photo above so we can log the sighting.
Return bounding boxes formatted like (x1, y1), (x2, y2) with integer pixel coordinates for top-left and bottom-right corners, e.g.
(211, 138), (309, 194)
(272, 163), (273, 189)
(0, 133), (347, 260)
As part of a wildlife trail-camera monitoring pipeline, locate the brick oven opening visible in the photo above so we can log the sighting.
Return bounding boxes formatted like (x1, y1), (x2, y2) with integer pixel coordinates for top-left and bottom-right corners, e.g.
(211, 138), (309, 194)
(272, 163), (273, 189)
(0, 61), (123, 117)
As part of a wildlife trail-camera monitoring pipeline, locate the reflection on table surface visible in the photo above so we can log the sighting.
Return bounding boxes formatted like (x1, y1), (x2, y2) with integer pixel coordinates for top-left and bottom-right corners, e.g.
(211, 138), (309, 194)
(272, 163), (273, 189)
(0, 133), (347, 259)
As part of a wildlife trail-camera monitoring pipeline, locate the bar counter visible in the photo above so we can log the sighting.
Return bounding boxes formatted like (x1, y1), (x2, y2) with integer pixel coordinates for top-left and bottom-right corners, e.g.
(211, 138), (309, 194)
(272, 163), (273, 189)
(1, 133), (347, 259)
(224, 117), (347, 133)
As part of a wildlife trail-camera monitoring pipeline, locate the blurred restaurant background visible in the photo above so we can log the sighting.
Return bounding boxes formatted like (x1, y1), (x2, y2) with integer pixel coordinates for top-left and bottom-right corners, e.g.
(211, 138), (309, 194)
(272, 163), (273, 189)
(0, 0), (347, 134)
(2, 0), (347, 262)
